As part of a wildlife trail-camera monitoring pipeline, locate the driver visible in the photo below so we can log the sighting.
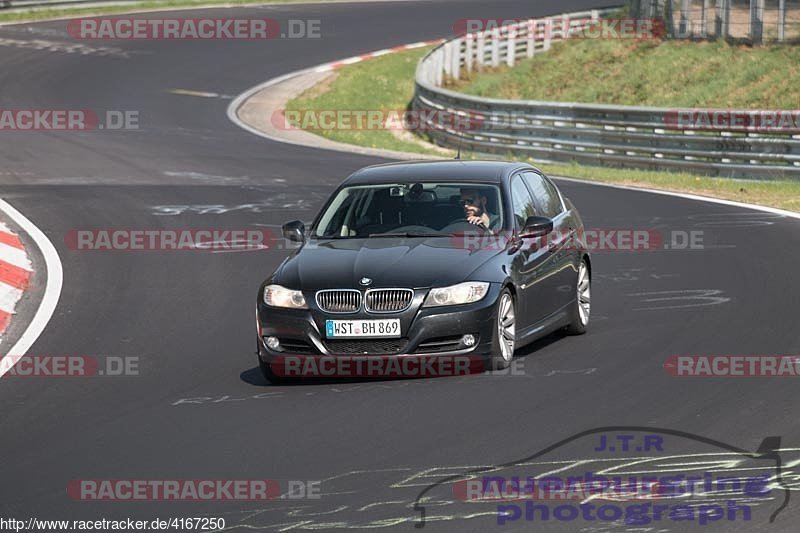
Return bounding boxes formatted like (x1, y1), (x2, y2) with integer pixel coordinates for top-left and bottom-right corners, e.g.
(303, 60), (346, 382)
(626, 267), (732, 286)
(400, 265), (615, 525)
(460, 187), (499, 231)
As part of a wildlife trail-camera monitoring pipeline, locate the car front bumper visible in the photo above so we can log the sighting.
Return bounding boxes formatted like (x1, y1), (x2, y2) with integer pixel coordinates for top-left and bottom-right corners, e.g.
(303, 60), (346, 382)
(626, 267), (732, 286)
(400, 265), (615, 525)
(256, 283), (502, 366)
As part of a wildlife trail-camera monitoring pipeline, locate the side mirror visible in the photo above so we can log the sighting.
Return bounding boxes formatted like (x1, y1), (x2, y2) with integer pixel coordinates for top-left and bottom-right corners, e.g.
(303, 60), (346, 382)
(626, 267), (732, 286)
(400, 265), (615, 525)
(519, 216), (553, 239)
(282, 220), (305, 243)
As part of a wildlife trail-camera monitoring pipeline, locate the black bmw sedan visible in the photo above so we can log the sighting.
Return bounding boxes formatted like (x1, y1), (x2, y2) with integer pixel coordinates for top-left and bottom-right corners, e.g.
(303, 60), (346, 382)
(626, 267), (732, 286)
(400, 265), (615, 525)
(256, 160), (591, 381)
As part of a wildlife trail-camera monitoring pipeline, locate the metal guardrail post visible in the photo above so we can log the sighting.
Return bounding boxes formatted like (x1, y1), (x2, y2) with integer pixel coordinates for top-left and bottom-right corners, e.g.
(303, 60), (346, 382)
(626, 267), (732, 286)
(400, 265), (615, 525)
(476, 32), (485, 67)
(651, 0), (660, 19)
(465, 37), (474, 73)
(490, 28), (500, 67)
(506, 28), (515, 67)
(526, 20), (536, 58)
(679, 0), (692, 38)
(451, 39), (461, 81)
(434, 50), (443, 86)
(442, 41), (452, 80)
(778, 0), (786, 41)
(665, 0), (675, 37)
(543, 19), (552, 50)
(701, 0), (709, 37)
(750, 0), (764, 44)
(722, 0), (730, 38)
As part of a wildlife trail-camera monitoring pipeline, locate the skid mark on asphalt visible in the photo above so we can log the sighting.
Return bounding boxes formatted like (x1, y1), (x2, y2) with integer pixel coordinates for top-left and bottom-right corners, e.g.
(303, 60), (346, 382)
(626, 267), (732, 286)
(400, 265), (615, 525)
(688, 212), (785, 228)
(151, 197), (313, 215)
(171, 380), (462, 405)
(0, 26), (68, 38)
(544, 368), (597, 377)
(0, 37), (130, 57)
(168, 88), (233, 99)
(595, 269), (680, 283)
(161, 171), (256, 184)
(170, 367), (602, 406)
(627, 289), (731, 311)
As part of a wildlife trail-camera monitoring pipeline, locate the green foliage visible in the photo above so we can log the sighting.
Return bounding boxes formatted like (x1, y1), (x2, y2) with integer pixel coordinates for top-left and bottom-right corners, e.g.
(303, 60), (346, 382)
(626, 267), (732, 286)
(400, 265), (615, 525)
(452, 39), (800, 109)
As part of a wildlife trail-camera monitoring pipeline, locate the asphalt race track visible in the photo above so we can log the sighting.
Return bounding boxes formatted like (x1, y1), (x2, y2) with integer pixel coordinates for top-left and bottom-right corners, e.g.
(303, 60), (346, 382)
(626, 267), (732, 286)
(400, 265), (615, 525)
(1, 1), (799, 531)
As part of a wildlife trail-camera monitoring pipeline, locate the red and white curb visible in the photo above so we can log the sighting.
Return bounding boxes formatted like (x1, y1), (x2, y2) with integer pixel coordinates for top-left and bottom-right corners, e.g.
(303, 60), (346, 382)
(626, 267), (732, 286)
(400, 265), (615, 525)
(0, 198), (62, 378)
(0, 221), (32, 338)
(314, 39), (445, 72)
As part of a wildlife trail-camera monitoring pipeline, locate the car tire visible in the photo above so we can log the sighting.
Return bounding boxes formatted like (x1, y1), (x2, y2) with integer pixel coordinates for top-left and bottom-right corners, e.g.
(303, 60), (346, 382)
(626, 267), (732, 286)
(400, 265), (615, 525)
(565, 258), (591, 335)
(488, 289), (516, 370)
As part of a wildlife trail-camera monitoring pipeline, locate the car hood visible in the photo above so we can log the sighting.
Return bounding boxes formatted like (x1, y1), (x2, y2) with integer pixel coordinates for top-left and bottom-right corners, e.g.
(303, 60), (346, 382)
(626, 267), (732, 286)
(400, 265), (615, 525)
(273, 237), (504, 291)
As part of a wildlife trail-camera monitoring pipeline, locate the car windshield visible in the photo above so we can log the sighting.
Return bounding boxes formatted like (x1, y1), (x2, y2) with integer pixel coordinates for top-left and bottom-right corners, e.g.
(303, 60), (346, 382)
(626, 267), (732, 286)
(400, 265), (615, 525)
(312, 182), (504, 238)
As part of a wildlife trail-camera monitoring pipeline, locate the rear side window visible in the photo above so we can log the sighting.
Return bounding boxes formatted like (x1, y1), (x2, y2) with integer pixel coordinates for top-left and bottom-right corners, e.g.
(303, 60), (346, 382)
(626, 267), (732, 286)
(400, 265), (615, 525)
(510, 175), (537, 229)
(523, 171), (562, 219)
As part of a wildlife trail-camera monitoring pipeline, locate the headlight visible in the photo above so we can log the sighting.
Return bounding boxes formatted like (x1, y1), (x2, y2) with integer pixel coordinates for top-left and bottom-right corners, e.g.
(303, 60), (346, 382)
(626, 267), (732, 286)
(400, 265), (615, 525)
(263, 284), (307, 309)
(423, 282), (490, 307)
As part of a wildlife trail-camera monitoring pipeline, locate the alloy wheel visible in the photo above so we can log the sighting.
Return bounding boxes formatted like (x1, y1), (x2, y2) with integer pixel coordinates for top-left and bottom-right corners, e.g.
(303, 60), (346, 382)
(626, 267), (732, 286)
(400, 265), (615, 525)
(497, 292), (515, 361)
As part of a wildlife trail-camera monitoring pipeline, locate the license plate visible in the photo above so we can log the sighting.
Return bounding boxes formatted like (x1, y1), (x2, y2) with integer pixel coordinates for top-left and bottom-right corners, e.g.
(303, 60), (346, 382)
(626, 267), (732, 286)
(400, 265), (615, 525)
(325, 319), (401, 338)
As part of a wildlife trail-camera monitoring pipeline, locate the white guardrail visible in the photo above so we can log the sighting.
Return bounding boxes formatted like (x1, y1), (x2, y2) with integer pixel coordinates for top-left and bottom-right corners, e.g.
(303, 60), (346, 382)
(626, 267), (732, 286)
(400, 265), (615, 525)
(412, 7), (800, 178)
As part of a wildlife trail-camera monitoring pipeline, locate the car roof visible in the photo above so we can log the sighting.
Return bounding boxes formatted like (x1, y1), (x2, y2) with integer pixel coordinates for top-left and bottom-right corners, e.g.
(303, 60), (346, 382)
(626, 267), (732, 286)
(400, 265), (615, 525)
(343, 160), (535, 185)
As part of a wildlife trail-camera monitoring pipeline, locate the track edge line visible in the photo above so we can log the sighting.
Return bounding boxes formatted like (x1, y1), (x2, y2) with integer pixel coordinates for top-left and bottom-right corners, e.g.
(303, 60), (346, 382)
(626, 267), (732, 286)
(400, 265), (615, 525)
(0, 198), (63, 374)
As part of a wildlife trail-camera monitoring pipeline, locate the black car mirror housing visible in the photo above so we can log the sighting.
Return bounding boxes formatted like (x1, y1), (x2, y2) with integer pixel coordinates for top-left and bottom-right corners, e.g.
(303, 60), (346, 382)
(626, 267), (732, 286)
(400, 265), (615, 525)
(519, 216), (553, 239)
(282, 220), (306, 243)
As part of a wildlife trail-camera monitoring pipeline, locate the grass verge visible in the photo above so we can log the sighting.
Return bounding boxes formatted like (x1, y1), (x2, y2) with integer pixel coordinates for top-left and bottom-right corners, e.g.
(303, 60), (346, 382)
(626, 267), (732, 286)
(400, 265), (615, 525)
(286, 47), (435, 155)
(285, 46), (800, 213)
(450, 39), (800, 109)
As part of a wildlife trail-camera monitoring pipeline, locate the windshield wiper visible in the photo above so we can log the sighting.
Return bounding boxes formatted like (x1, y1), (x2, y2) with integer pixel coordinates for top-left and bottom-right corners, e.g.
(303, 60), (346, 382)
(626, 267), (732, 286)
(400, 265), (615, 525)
(368, 231), (445, 238)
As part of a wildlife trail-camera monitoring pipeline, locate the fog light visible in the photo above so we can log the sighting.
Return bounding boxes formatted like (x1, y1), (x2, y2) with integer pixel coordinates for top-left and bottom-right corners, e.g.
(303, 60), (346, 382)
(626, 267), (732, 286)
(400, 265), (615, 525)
(462, 334), (476, 347)
(266, 336), (280, 351)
